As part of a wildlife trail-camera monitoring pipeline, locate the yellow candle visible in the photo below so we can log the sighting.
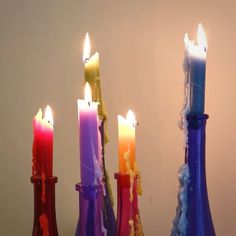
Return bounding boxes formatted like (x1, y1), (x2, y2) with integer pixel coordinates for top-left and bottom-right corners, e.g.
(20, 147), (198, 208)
(118, 110), (136, 175)
(83, 33), (106, 120)
(83, 33), (108, 143)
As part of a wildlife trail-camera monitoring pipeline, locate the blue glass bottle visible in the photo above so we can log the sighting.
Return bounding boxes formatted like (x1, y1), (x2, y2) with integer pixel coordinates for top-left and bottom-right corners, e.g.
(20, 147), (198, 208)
(186, 114), (215, 236)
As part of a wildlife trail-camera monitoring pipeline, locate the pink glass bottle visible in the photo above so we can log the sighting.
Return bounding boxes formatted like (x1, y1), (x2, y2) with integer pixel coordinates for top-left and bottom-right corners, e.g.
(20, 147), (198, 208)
(115, 173), (143, 236)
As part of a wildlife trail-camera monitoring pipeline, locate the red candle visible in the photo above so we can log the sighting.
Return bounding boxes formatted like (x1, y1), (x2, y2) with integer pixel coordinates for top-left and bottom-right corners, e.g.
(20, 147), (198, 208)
(32, 105), (54, 178)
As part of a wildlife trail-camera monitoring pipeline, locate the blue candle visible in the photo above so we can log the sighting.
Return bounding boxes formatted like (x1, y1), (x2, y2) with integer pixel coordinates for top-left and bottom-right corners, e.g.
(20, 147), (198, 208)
(185, 24), (207, 114)
(189, 57), (206, 114)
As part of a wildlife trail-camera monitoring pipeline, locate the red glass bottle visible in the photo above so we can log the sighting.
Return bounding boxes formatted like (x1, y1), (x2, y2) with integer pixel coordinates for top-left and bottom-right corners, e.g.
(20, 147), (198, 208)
(31, 176), (58, 236)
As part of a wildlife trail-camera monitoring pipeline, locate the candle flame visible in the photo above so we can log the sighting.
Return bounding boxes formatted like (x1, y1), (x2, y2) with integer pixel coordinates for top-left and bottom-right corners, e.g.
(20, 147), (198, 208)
(127, 110), (136, 127)
(44, 105), (53, 126)
(84, 82), (92, 103)
(197, 23), (207, 50)
(184, 23), (207, 58)
(83, 32), (91, 62)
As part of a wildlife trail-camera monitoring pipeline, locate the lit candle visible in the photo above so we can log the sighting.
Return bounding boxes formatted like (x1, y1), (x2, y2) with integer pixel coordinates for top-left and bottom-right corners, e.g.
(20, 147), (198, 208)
(83, 33), (107, 134)
(77, 82), (102, 185)
(32, 105), (54, 177)
(184, 24), (207, 114)
(118, 110), (136, 175)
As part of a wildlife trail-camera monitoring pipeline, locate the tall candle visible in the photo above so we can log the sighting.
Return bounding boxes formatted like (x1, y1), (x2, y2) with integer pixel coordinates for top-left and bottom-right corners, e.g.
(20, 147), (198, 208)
(78, 82), (102, 185)
(184, 24), (207, 114)
(32, 105), (54, 177)
(83, 33), (108, 142)
(118, 110), (136, 175)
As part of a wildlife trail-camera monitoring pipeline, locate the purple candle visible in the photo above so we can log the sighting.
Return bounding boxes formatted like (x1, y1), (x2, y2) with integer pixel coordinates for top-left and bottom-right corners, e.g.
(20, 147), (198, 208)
(77, 82), (102, 185)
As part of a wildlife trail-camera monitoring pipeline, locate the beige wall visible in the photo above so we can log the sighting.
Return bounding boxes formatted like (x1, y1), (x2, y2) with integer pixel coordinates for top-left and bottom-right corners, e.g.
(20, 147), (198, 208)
(1, 0), (236, 235)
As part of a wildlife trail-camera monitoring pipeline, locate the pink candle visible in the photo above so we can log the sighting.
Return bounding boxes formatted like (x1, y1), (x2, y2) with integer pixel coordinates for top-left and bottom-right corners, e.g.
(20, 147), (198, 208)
(77, 83), (102, 185)
(32, 106), (54, 177)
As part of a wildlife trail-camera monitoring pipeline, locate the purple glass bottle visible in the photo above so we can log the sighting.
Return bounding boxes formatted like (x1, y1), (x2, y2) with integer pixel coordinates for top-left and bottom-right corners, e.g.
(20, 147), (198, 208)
(75, 183), (105, 236)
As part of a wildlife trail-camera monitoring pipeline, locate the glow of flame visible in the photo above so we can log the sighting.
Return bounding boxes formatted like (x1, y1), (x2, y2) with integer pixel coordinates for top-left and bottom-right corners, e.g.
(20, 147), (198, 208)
(44, 105), (53, 126)
(84, 82), (92, 103)
(83, 32), (91, 62)
(197, 23), (207, 50)
(126, 109), (136, 127)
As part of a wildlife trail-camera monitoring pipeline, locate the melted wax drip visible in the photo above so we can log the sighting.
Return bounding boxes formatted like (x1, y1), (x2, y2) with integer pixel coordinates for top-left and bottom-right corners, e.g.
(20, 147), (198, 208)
(101, 209), (107, 236)
(124, 150), (144, 236)
(41, 173), (46, 204)
(32, 138), (37, 176)
(179, 54), (190, 149)
(124, 149), (134, 202)
(129, 220), (135, 236)
(171, 164), (190, 236)
(135, 166), (143, 196)
(39, 213), (49, 236)
(135, 214), (144, 236)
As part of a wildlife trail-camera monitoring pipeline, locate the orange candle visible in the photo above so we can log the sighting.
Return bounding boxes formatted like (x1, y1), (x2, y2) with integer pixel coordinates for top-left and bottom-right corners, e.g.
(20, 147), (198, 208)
(118, 110), (136, 175)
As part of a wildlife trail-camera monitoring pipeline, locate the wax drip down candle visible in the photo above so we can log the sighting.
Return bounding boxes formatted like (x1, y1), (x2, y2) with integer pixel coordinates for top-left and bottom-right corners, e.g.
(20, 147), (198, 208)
(118, 110), (136, 175)
(77, 82), (102, 185)
(83, 33), (116, 235)
(32, 105), (54, 177)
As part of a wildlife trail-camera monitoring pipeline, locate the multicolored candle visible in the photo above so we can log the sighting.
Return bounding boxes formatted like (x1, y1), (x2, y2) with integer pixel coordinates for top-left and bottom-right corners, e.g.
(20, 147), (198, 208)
(32, 105), (54, 177)
(118, 110), (136, 175)
(184, 24), (207, 114)
(77, 82), (102, 185)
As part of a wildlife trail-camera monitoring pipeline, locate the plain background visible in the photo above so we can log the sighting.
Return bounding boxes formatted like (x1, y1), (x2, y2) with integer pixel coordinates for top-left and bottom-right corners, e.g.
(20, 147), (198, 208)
(1, 1), (236, 235)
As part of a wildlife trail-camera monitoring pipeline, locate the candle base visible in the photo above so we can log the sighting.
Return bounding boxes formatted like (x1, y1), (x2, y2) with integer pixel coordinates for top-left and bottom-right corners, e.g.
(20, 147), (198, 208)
(31, 176), (58, 236)
(115, 173), (144, 236)
(75, 183), (105, 236)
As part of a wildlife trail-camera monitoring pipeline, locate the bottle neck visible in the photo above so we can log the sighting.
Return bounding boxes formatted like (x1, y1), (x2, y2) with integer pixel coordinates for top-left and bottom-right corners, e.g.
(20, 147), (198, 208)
(75, 183), (104, 236)
(115, 173), (140, 236)
(186, 114), (215, 236)
(31, 176), (58, 236)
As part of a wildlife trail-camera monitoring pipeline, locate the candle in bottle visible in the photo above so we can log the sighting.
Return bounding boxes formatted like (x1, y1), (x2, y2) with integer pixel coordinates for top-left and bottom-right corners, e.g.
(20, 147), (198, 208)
(118, 110), (136, 175)
(32, 105), (54, 177)
(77, 82), (102, 185)
(184, 24), (207, 114)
